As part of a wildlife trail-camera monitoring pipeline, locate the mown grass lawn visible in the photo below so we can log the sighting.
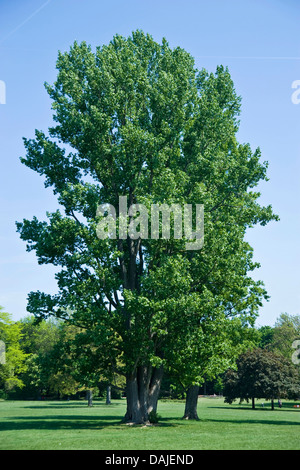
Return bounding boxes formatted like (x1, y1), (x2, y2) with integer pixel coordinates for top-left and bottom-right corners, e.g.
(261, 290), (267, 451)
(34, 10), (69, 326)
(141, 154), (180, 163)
(0, 397), (299, 450)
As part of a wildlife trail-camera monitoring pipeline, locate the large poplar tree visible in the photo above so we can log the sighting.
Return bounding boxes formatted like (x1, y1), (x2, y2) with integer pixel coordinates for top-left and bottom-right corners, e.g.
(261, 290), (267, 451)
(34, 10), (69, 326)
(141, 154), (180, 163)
(17, 31), (277, 423)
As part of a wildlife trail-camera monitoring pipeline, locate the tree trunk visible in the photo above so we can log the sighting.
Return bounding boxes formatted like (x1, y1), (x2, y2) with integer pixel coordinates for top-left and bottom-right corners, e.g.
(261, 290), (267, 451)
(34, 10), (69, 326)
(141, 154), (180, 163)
(106, 385), (111, 405)
(271, 398), (274, 410)
(87, 389), (93, 407)
(124, 365), (163, 424)
(147, 365), (164, 415)
(124, 369), (147, 424)
(183, 385), (200, 420)
(252, 397), (255, 409)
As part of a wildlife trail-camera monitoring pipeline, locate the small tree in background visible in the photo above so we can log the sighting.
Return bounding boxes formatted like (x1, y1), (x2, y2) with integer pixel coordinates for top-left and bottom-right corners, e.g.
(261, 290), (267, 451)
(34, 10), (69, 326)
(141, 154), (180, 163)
(223, 348), (299, 409)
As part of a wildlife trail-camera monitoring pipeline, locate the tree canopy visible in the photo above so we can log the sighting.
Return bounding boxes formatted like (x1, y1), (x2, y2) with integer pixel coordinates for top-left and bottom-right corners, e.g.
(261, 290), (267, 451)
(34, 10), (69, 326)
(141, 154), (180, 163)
(16, 31), (278, 423)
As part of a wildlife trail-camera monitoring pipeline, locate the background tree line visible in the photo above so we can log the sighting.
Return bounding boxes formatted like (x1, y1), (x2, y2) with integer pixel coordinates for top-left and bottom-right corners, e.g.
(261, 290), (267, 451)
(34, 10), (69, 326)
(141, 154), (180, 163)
(1, 306), (299, 410)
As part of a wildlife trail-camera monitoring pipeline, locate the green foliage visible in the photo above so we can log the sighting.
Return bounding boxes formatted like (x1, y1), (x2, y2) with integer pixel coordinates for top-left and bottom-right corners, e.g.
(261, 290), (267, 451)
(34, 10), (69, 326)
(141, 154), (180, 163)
(0, 307), (28, 393)
(223, 348), (299, 405)
(271, 313), (300, 359)
(258, 325), (274, 349)
(148, 410), (161, 423)
(258, 313), (300, 363)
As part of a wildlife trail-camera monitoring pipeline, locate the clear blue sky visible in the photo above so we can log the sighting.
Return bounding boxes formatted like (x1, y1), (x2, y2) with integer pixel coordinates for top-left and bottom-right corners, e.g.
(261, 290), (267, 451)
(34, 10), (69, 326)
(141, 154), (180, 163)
(0, 0), (299, 326)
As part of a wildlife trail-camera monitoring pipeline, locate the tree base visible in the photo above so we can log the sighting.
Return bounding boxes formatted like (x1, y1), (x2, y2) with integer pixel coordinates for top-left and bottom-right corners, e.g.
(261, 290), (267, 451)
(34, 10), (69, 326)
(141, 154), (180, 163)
(182, 413), (199, 421)
(183, 385), (200, 420)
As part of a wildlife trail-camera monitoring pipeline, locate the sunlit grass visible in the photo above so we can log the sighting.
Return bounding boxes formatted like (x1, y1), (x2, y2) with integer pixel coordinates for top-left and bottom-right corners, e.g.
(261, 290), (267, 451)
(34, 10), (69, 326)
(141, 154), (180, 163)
(0, 398), (299, 450)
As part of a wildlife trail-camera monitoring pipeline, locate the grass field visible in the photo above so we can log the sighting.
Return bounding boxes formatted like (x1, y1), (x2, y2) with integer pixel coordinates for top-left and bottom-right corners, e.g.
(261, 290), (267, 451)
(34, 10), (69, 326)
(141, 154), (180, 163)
(0, 397), (299, 450)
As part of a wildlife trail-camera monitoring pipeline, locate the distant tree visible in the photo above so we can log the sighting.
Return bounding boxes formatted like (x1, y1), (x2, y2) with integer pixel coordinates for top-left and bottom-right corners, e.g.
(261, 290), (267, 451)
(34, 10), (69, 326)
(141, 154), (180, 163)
(19, 316), (60, 356)
(16, 316), (61, 398)
(275, 313), (300, 330)
(18, 316), (124, 401)
(65, 326), (126, 401)
(224, 348), (299, 409)
(44, 323), (82, 398)
(271, 313), (300, 360)
(258, 325), (274, 349)
(0, 307), (28, 395)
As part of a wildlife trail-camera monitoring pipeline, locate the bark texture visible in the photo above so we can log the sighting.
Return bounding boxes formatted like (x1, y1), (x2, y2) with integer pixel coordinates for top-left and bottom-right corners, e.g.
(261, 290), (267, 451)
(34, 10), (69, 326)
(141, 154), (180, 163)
(106, 385), (111, 405)
(87, 389), (93, 407)
(124, 365), (163, 424)
(183, 385), (200, 420)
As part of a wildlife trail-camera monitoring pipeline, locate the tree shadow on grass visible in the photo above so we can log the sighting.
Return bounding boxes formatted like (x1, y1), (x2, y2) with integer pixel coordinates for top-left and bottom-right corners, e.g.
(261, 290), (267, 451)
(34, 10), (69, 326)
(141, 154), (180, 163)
(23, 402), (123, 410)
(158, 414), (300, 427)
(208, 403), (300, 414)
(203, 416), (300, 426)
(1, 413), (297, 434)
(0, 415), (127, 432)
(0, 415), (179, 432)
